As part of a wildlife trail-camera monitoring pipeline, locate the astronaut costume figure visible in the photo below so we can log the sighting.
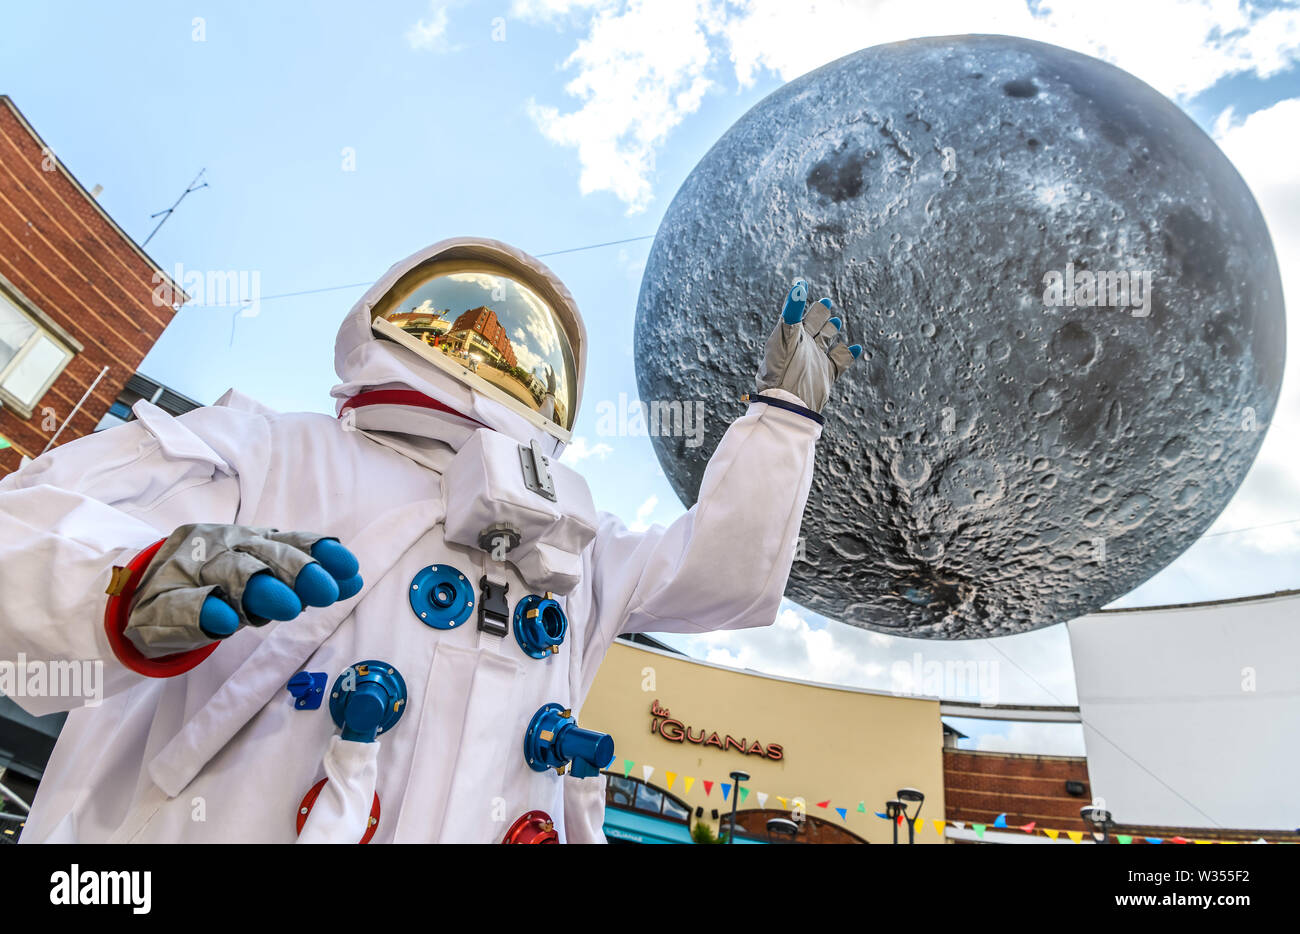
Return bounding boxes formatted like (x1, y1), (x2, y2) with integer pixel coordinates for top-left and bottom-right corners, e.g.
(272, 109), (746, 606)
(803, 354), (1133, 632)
(0, 238), (859, 843)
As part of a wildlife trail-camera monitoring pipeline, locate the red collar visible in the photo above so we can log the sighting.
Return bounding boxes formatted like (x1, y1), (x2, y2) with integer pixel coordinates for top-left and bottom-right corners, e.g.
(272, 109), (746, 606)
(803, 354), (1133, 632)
(339, 389), (489, 430)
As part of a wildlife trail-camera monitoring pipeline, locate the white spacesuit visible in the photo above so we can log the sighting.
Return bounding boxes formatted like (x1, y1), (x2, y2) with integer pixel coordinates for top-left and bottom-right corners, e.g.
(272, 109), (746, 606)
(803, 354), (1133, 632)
(0, 237), (857, 843)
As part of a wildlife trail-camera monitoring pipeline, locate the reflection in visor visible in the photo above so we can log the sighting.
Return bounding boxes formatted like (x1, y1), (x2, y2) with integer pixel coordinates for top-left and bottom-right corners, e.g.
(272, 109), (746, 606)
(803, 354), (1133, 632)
(376, 270), (576, 431)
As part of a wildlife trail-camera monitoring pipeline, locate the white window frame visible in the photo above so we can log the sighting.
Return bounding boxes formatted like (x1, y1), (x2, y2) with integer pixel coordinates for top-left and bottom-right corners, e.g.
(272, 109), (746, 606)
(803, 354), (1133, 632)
(0, 273), (83, 420)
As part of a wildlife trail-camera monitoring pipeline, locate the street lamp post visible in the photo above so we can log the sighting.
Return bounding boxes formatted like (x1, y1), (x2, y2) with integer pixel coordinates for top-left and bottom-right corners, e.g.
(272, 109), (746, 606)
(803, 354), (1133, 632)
(727, 770), (749, 844)
(1080, 806), (1115, 844)
(885, 799), (905, 844)
(897, 788), (925, 844)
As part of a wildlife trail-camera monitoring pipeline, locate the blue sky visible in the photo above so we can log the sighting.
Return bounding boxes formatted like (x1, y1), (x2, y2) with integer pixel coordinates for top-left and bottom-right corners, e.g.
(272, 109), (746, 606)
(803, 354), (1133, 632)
(4, 1), (1299, 753)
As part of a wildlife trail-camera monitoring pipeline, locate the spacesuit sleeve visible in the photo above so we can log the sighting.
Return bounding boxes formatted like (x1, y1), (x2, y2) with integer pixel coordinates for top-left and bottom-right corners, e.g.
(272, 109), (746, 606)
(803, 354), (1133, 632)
(0, 403), (252, 715)
(587, 397), (822, 648)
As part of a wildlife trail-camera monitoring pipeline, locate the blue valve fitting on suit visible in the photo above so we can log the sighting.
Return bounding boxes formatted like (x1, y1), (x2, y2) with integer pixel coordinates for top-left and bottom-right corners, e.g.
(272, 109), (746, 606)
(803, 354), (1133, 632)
(514, 593), (567, 659)
(408, 564), (475, 629)
(329, 660), (407, 742)
(524, 702), (615, 778)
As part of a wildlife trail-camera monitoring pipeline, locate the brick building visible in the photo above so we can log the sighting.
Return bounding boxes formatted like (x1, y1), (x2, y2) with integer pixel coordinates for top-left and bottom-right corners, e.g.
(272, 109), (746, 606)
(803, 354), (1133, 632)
(0, 95), (184, 476)
(449, 306), (517, 368)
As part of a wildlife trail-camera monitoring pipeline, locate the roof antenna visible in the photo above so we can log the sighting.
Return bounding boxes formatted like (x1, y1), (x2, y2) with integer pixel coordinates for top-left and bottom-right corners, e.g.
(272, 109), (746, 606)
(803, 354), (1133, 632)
(142, 168), (208, 246)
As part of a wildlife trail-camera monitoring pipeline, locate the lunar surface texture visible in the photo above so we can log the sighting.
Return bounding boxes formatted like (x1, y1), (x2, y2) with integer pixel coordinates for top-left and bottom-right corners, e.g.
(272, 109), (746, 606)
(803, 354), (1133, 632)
(634, 35), (1285, 638)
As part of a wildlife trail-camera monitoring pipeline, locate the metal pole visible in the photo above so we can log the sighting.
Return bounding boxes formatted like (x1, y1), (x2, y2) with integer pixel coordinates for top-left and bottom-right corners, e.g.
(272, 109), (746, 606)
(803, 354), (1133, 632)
(40, 365), (109, 455)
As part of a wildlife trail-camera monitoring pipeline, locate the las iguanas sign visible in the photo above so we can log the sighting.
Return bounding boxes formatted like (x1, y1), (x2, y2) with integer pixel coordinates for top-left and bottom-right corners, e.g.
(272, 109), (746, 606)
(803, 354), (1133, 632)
(649, 699), (784, 761)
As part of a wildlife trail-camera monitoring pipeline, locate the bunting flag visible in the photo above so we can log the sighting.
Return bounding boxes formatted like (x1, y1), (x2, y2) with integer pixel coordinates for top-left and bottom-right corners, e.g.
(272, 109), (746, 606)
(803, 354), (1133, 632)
(1194, 840), (1212, 845)
(896, 814), (905, 826)
(857, 801), (867, 813)
(664, 771), (676, 790)
(973, 824), (987, 839)
(875, 811), (889, 820)
(777, 797), (788, 809)
(642, 765), (655, 783)
(816, 800), (831, 809)
(683, 776), (695, 795)
(1066, 831), (1084, 844)
(1145, 837), (1163, 844)
(1117, 835), (1133, 845)
(835, 807), (847, 821)
(1044, 829), (1060, 841)
(952, 821), (966, 831)
(703, 780), (714, 797)
(756, 792), (768, 807)
(1020, 821), (1036, 834)
(992, 813), (1008, 829)
(739, 787), (750, 803)
(721, 782), (732, 802)
(622, 760), (634, 778)
(1170, 836), (1189, 844)
(933, 820), (946, 836)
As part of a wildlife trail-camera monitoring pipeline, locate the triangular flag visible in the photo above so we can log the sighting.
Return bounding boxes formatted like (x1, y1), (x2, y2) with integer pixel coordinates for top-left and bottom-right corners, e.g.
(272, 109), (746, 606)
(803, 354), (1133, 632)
(642, 765), (654, 783)
(992, 813), (1007, 829)
(874, 811), (889, 820)
(896, 814), (905, 825)
(683, 776), (695, 795)
(857, 801), (866, 813)
(1194, 839), (1211, 845)
(952, 821), (965, 830)
(816, 800), (830, 809)
(721, 782), (732, 802)
(1066, 830), (1083, 843)
(739, 787), (750, 803)
(1020, 821), (1036, 834)
(1170, 836), (1188, 844)
(664, 771), (676, 790)
(703, 781), (713, 796)
(973, 824), (986, 839)
(835, 807), (847, 821)
(1117, 835), (1133, 845)
(1144, 837), (1163, 844)
(777, 796), (787, 808)
(1044, 829), (1060, 841)
(933, 819), (946, 835)
(623, 760), (634, 778)
(756, 792), (768, 807)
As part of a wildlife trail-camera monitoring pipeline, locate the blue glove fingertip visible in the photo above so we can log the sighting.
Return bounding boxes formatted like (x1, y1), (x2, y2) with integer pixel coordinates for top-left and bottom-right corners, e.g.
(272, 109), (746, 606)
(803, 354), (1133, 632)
(336, 573), (364, 601)
(199, 595), (240, 639)
(294, 562), (341, 608)
(819, 297), (834, 311)
(242, 573), (303, 621)
(828, 316), (842, 331)
(310, 538), (360, 581)
(782, 279), (809, 325)
(849, 344), (863, 359)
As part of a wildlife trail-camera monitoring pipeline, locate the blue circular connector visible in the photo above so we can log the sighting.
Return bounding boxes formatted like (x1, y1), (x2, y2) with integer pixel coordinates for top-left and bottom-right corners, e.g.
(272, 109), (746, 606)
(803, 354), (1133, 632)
(408, 564), (475, 629)
(513, 594), (568, 659)
(329, 661), (407, 742)
(524, 703), (616, 778)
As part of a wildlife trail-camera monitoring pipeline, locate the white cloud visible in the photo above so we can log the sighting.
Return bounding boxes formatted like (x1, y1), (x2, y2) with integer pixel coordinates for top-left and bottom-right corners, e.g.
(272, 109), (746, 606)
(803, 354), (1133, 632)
(560, 434), (615, 464)
(407, 2), (456, 52)
(520, 0), (1300, 211)
(628, 494), (659, 530)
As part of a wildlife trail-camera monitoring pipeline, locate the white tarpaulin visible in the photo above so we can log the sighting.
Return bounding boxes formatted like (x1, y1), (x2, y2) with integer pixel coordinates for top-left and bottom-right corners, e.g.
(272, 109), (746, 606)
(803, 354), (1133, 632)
(1068, 591), (1300, 830)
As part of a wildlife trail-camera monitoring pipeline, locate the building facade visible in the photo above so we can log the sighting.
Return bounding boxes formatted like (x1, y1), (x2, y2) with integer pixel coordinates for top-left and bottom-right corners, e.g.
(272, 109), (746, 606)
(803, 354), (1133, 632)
(0, 95), (183, 475)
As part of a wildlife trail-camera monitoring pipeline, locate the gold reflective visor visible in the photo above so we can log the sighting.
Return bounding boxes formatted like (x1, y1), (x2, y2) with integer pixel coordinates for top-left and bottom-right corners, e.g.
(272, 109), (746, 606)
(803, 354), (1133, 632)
(370, 263), (578, 433)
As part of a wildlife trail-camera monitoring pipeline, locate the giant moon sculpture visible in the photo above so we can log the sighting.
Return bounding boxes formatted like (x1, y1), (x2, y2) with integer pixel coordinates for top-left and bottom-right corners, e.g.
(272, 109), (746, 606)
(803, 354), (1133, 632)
(634, 35), (1285, 638)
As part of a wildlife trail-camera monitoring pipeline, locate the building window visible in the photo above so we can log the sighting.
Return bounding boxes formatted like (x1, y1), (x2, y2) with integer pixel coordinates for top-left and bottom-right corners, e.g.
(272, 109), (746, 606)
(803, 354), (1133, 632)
(0, 284), (77, 417)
